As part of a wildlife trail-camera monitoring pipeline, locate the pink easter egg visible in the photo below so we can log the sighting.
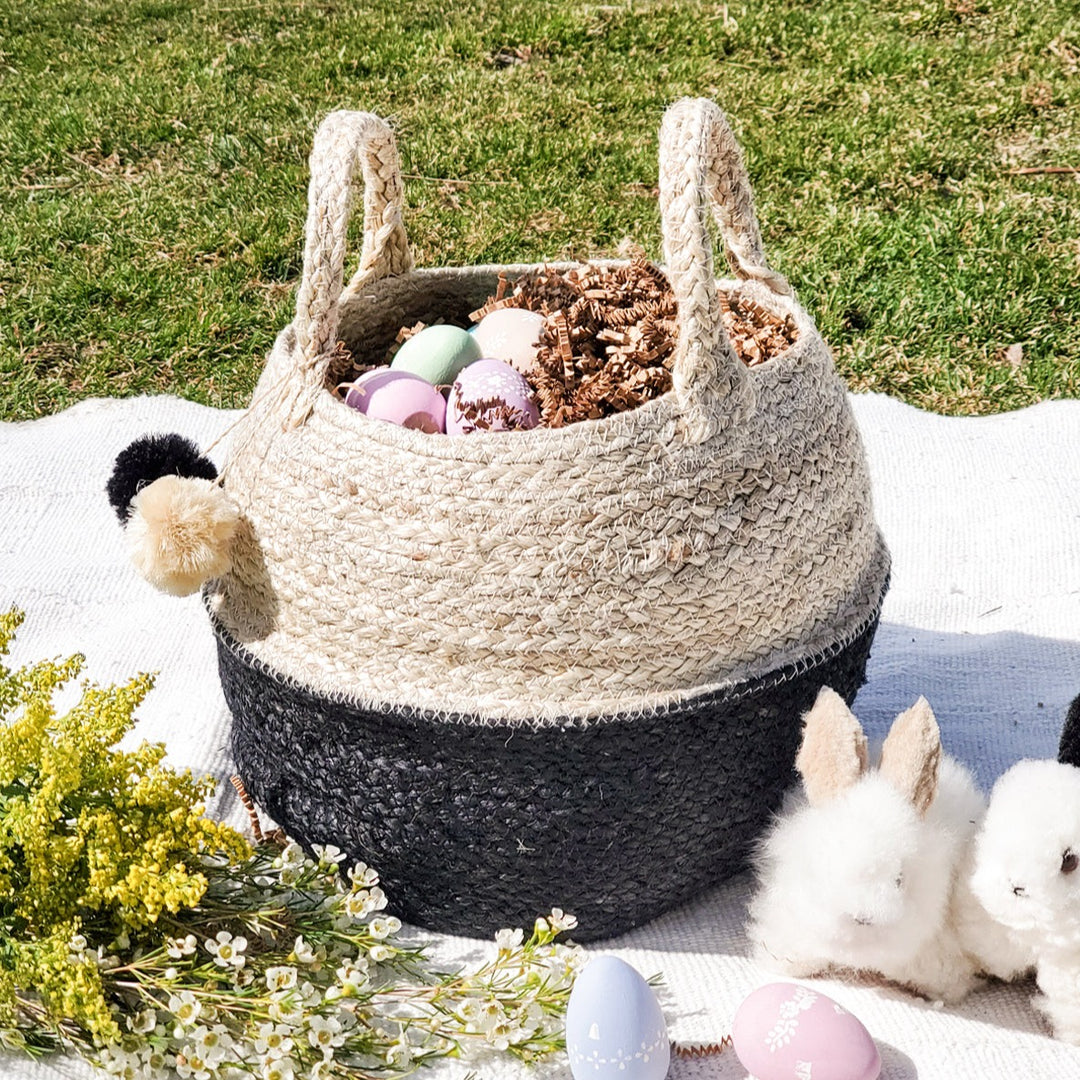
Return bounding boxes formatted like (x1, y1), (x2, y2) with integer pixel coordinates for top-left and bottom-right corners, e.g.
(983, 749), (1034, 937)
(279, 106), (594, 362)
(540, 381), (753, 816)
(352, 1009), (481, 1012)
(732, 983), (880, 1080)
(472, 307), (546, 376)
(344, 368), (446, 434)
(446, 358), (540, 435)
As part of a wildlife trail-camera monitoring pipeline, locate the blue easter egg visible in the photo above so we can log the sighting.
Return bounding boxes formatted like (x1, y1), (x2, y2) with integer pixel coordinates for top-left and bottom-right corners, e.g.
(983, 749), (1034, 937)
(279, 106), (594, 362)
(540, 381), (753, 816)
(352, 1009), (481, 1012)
(565, 956), (669, 1080)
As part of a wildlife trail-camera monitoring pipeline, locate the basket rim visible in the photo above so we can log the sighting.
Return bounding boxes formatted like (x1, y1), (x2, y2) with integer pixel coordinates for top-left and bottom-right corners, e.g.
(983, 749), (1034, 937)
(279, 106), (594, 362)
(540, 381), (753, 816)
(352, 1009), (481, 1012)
(308, 265), (824, 464)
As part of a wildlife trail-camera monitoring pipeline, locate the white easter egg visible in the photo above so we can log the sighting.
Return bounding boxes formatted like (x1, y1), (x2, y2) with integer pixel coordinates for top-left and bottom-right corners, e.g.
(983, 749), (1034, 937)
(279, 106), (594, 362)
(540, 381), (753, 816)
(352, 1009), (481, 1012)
(472, 307), (546, 376)
(732, 983), (880, 1080)
(565, 956), (669, 1080)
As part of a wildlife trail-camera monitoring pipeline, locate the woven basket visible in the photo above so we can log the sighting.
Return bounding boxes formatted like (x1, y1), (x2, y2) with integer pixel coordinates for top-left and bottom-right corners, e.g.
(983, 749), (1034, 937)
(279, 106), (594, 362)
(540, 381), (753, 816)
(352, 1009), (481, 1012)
(208, 97), (890, 941)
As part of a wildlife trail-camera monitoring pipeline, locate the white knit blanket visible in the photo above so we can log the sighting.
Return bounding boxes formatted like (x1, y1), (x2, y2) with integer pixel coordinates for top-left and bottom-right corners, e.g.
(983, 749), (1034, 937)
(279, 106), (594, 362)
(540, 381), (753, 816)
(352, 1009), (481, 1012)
(2, 392), (1079, 1080)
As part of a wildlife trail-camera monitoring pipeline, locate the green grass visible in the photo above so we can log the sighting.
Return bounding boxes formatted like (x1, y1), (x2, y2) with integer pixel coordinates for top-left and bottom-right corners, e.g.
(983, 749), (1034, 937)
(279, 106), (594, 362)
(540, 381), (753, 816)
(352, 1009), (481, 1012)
(1, 0), (1078, 419)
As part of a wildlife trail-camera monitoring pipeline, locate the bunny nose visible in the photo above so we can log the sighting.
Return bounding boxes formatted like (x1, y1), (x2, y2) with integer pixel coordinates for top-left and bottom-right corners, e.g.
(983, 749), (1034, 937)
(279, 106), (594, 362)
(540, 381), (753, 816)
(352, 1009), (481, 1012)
(1012, 884), (1027, 898)
(853, 914), (874, 926)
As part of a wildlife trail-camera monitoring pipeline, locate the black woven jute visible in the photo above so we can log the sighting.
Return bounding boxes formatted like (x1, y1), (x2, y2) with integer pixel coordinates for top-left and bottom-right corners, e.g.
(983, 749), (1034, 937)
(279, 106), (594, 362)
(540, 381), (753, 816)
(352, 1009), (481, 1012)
(216, 598), (885, 942)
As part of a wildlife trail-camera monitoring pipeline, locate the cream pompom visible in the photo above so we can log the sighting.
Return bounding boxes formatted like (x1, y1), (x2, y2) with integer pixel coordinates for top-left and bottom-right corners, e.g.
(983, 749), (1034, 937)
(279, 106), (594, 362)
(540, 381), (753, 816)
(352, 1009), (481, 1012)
(126, 474), (239, 596)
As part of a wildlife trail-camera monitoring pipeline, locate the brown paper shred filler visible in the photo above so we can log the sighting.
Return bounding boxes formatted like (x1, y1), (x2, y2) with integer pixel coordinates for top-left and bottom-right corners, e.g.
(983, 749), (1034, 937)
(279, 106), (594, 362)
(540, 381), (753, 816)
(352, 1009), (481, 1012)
(356, 250), (799, 428)
(469, 250), (797, 427)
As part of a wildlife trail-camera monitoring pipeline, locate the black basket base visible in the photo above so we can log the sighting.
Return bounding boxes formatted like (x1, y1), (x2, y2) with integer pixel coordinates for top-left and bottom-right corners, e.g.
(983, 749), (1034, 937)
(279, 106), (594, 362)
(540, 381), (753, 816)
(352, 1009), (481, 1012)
(218, 611), (881, 942)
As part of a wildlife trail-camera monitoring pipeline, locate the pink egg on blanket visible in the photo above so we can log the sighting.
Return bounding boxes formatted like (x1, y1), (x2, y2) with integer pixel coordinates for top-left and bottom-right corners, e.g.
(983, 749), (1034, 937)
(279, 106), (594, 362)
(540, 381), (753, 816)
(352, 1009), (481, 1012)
(446, 358), (539, 435)
(344, 368), (446, 434)
(472, 307), (546, 376)
(732, 983), (880, 1080)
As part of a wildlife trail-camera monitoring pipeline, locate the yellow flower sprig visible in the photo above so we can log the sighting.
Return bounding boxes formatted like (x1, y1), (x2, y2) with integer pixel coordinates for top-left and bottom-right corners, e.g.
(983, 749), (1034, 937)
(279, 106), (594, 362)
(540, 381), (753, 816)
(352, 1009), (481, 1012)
(0, 611), (584, 1078)
(0, 609), (250, 1043)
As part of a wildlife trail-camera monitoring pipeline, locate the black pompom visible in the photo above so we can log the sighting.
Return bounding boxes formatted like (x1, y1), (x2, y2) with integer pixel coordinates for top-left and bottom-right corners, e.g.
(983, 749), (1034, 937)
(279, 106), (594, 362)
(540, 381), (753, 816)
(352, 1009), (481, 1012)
(1058, 694), (1080, 768)
(107, 433), (218, 523)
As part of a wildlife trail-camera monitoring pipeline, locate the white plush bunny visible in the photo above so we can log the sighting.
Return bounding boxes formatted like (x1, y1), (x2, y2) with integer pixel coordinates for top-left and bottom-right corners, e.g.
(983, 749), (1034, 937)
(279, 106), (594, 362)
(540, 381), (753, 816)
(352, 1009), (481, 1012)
(747, 686), (989, 1002)
(967, 696), (1080, 1041)
(948, 840), (1035, 987)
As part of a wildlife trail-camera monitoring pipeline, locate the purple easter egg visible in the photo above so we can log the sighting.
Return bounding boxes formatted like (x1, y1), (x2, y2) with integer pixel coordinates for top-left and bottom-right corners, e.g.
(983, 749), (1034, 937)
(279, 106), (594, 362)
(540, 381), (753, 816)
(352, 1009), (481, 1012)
(446, 358), (540, 435)
(344, 368), (446, 434)
(732, 983), (880, 1080)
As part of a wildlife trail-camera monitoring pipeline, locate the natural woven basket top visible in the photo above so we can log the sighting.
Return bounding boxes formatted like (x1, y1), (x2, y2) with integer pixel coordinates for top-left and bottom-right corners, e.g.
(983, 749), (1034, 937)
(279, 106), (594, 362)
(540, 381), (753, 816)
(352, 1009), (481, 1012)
(207, 98), (889, 724)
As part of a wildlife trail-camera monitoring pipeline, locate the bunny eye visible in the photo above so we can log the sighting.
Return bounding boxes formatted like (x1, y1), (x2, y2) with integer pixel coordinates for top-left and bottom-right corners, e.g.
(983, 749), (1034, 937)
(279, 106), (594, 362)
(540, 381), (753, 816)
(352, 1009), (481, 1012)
(1061, 850), (1078, 875)
(894, 874), (904, 890)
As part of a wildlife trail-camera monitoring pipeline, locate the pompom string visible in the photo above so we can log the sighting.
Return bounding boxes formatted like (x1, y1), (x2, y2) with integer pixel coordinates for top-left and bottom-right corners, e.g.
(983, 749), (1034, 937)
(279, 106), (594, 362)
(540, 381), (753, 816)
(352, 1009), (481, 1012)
(202, 367), (298, 472)
(230, 775), (287, 848)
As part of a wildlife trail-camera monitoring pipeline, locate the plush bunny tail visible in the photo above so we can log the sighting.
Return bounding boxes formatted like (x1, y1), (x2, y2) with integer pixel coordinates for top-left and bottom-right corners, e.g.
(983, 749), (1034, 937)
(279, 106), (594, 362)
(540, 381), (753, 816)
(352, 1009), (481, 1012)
(126, 474), (239, 596)
(1059, 693), (1080, 768)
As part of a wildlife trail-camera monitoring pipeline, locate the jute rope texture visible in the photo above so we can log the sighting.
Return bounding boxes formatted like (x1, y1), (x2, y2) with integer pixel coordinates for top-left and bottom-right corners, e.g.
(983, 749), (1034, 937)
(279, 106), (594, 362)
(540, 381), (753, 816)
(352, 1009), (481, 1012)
(208, 97), (889, 724)
(290, 111), (413, 427)
(659, 97), (792, 442)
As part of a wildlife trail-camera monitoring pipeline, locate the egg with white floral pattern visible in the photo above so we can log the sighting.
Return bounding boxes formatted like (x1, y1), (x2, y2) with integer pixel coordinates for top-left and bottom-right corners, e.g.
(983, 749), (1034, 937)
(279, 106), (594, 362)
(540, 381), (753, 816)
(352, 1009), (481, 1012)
(446, 358), (539, 435)
(565, 956), (669, 1080)
(732, 983), (880, 1080)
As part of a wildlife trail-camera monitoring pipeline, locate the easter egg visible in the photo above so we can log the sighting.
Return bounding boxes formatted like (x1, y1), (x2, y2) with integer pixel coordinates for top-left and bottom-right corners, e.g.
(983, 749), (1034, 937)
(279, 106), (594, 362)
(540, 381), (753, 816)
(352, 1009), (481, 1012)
(472, 307), (546, 376)
(446, 358), (540, 435)
(390, 324), (482, 386)
(732, 983), (880, 1080)
(565, 956), (669, 1080)
(343, 368), (446, 433)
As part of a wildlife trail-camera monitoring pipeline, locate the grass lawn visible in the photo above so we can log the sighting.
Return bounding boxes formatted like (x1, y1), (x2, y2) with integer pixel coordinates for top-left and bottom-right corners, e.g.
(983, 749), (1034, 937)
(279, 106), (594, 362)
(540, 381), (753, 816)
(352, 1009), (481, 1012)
(0, 0), (1077, 420)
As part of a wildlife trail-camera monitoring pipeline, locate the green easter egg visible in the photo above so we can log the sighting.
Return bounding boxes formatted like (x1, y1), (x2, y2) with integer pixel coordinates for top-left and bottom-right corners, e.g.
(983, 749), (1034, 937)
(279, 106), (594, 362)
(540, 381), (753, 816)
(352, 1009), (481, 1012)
(391, 325), (482, 386)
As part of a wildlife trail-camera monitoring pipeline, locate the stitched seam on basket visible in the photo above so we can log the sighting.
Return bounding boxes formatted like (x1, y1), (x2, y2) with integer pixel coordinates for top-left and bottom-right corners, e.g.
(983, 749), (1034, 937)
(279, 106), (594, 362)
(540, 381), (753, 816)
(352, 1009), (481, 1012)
(205, 566), (888, 732)
(207, 527), (889, 725)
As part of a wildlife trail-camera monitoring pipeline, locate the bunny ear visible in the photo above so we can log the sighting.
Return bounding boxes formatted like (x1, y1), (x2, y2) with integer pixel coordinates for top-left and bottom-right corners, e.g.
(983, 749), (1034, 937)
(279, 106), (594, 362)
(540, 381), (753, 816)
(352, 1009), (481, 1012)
(796, 686), (869, 807)
(880, 697), (942, 817)
(1058, 693), (1080, 768)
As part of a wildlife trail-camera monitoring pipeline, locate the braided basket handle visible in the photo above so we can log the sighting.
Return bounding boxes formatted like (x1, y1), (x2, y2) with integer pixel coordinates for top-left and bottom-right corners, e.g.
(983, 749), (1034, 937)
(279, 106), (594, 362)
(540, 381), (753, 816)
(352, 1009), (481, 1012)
(659, 98), (792, 442)
(289, 111), (413, 422)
